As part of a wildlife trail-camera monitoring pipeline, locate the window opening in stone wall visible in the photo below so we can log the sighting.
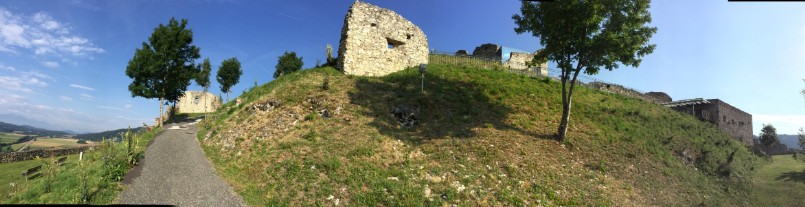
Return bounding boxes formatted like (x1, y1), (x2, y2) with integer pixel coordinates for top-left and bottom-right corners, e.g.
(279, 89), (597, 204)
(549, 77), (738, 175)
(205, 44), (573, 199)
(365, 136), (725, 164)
(722, 115), (726, 122)
(387, 38), (404, 49)
(406, 34), (412, 40)
(193, 96), (200, 104)
(370, 23), (376, 27)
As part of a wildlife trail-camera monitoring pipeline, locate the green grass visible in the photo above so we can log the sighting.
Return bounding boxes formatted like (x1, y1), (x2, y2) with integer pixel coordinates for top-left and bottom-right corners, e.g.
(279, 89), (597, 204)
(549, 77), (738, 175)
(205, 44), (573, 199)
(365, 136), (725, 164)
(0, 133), (24, 144)
(750, 155), (805, 207)
(0, 154), (81, 202)
(4, 127), (162, 204)
(198, 63), (759, 206)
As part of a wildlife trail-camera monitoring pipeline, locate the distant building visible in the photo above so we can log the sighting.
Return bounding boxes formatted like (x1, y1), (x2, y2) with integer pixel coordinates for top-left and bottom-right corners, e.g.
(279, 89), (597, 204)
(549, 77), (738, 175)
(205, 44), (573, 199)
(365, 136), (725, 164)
(664, 98), (753, 146)
(176, 91), (221, 114)
(469, 43), (548, 76)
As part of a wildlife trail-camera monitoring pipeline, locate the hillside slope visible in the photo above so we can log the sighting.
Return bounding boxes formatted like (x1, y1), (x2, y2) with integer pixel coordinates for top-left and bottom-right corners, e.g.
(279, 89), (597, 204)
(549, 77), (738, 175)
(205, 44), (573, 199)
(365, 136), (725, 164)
(198, 64), (758, 206)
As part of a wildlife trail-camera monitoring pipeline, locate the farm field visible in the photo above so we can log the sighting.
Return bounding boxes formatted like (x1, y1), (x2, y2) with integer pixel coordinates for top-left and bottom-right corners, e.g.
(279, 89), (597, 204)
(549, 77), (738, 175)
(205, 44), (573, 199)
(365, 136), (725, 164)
(0, 133), (24, 144)
(9, 138), (94, 152)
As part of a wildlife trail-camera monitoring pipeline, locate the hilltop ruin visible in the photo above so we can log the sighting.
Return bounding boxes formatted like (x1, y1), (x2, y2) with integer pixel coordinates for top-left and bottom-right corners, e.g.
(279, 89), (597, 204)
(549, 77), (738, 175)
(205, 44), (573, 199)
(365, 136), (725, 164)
(336, 1), (429, 76)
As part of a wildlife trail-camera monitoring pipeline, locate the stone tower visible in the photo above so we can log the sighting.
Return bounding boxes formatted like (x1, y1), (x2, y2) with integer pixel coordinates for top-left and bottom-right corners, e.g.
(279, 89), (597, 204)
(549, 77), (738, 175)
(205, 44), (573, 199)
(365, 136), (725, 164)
(336, 1), (429, 76)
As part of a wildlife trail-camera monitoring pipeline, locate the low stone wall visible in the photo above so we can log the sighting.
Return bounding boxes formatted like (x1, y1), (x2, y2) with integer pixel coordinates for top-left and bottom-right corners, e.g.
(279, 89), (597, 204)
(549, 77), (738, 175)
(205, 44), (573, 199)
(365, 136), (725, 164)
(0, 146), (91, 163)
(587, 81), (666, 104)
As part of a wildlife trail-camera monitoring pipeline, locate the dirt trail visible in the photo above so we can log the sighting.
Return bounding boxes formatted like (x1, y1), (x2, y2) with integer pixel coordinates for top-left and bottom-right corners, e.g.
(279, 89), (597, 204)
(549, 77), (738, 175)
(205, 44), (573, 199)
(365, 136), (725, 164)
(118, 121), (246, 207)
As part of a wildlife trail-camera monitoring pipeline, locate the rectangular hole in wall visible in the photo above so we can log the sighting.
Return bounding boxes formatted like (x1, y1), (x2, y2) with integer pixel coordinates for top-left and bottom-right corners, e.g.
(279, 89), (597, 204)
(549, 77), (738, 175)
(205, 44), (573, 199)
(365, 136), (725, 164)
(387, 38), (404, 49)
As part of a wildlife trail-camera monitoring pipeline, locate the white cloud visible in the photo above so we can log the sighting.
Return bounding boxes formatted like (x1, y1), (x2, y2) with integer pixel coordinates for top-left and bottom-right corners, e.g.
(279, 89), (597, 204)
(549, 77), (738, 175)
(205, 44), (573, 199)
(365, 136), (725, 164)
(0, 75), (47, 92)
(20, 70), (52, 80)
(754, 114), (805, 134)
(0, 63), (15, 71)
(42, 61), (59, 68)
(0, 8), (104, 57)
(99, 104), (134, 111)
(69, 83), (95, 91)
(59, 95), (72, 101)
(79, 93), (94, 100)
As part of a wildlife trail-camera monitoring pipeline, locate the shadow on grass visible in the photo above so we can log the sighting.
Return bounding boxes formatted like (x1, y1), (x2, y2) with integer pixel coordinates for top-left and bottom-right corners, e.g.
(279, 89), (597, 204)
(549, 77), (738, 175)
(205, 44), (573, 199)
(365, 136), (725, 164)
(776, 170), (805, 183)
(348, 69), (552, 145)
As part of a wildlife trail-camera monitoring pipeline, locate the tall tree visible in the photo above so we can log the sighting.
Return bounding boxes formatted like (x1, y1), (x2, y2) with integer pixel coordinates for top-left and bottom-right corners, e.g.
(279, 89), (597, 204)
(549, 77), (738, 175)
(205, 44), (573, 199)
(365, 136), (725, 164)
(273, 51), (304, 78)
(513, 0), (657, 141)
(196, 58), (212, 114)
(798, 128), (805, 152)
(759, 124), (778, 147)
(126, 18), (200, 127)
(216, 57), (242, 102)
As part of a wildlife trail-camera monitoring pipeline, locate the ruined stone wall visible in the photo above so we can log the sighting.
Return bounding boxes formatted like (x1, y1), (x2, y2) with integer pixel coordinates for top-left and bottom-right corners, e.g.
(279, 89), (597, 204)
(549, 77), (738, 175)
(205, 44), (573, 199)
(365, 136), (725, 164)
(504, 52), (548, 76)
(472, 43), (501, 60)
(645, 92), (672, 104)
(588, 82), (650, 100)
(669, 99), (754, 146)
(710, 99), (754, 146)
(337, 2), (429, 76)
(0, 146), (90, 163)
(177, 91), (221, 113)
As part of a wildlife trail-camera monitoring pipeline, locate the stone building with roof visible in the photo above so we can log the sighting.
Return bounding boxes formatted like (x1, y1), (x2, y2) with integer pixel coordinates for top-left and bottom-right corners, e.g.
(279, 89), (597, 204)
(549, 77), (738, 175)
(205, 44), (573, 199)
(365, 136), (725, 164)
(664, 98), (753, 146)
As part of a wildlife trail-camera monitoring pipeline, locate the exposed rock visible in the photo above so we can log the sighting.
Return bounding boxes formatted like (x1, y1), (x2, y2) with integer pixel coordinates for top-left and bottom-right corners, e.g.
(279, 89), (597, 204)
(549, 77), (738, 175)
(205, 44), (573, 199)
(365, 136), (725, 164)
(336, 1), (429, 76)
(251, 98), (281, 112)
(391, 106), (417, 128)
(451, 181), (466, 192)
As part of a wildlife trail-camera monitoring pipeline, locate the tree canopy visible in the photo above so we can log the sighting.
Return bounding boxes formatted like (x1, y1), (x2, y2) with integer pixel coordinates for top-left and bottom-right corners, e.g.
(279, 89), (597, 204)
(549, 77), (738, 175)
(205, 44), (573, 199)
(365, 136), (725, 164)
(216, 57), (242, 101)
(125, 17), (200, 126)
(196, 58), (212, 92)
(274, 51), (304, 78)
(513, 0), (657, 141)
(760, 124), (778, 147)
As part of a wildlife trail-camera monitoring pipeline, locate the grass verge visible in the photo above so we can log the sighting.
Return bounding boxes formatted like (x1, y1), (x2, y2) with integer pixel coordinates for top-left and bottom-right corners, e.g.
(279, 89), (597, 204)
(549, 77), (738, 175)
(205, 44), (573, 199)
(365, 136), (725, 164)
(2, 127), (162, 204)
(750, 155), (805, 206)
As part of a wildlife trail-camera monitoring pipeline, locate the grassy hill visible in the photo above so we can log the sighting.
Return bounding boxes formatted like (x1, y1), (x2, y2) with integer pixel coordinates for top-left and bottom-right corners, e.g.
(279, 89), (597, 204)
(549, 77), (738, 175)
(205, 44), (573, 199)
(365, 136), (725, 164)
(198, 62), (759, 206)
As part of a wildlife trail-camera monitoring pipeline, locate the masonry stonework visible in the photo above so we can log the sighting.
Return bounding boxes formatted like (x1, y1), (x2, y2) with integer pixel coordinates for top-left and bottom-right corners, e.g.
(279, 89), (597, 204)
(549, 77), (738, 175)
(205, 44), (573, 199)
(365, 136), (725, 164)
(177, 91), (221, 113)
(504, 52), (548, 76)
(669, 99), (753, 146)
(336, 1), (429, 76)
(472, 43), (501, 60)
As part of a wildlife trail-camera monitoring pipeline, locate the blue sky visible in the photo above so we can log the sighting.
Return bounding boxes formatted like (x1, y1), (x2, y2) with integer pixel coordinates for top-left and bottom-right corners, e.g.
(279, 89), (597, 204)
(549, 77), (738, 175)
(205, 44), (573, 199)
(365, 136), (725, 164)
(0, 0), (803, 134)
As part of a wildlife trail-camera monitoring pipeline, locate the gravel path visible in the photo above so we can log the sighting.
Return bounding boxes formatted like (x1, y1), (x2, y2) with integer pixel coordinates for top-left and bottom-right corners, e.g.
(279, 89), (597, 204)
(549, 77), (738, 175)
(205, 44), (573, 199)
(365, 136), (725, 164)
(119, 121), (247, 207)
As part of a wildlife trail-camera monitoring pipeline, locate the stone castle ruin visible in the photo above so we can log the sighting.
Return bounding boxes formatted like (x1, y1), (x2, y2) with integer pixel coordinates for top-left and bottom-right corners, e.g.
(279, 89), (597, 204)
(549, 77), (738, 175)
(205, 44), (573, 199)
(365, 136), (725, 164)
(460, 43), (548, 76)
(665, 98), (753, 146)
(176, 91), (221, 113)
(337, 1), (429, 76)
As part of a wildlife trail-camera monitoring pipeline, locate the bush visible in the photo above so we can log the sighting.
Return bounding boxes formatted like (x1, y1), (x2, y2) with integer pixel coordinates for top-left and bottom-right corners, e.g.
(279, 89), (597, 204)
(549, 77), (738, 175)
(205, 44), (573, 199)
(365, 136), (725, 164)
(273, 51), (303, 78)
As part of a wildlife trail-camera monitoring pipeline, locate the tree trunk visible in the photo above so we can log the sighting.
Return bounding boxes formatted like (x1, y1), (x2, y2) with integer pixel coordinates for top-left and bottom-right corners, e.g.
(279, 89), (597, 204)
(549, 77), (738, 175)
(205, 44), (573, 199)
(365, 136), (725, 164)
(556, 63), (583, 141)
(158, 97), (164, 127)
(203, 88), (208, 118)
(227, 92), (230, 103)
